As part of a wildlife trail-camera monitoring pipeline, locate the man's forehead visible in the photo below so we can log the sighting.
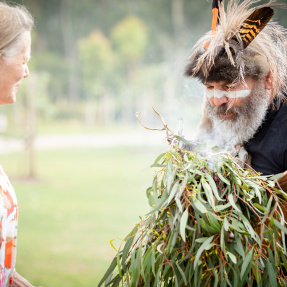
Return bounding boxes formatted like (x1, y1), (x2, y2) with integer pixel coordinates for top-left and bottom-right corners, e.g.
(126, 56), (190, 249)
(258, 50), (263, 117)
(203, 80), (231, 86)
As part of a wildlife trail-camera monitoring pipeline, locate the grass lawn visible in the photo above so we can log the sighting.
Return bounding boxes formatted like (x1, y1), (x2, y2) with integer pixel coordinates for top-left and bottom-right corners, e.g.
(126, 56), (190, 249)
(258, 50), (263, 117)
(0, 145), (166, 286)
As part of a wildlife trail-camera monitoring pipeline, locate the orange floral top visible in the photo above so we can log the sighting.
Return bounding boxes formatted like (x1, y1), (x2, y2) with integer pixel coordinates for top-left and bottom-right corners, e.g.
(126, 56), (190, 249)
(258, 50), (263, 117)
(0, 165), (17, 287)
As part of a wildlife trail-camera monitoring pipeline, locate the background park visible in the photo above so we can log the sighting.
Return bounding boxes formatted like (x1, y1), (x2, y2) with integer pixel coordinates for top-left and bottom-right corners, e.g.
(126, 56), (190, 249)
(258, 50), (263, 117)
(1, 0), (287, 286)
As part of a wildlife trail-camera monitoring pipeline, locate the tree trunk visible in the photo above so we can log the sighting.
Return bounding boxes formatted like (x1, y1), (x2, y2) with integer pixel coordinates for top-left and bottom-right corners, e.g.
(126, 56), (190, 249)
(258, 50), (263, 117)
(25, 75), (37, 179)
(171, 0), (184, 48)
(60, 0), (80, 102)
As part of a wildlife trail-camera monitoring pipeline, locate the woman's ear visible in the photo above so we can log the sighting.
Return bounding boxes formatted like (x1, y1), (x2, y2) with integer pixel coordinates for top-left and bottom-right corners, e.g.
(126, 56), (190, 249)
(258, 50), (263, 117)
(265, 72), (272, 90)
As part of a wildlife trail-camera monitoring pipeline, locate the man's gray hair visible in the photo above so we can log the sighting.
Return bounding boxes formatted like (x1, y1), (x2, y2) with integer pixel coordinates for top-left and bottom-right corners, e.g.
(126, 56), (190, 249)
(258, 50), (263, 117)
(185, 0), (287, 104)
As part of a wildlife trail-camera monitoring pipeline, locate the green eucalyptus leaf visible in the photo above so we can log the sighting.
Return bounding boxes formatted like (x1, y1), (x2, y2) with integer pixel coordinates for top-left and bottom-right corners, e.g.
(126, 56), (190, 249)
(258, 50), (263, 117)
(110, 274), (123, 287)
(240, 249), (253, 279)
(228, 194), (241, 213)
(147, 188), (168, 215)
(151, 163), (166, 168)
(194, 235), (214, 269)
(202, 178), (215, 208)
(253, 203), (267, 212)
(223, 217), (229, 232)
(122, 235), (134, 272)
(174, 135), (190, 145)
(180, 209), (188, 242)
(195, 237), (209, 243)
(176, 263), (188, 286)
(153, 152), (166, 165)
(273, 218), (287, 235)
(214, 202), (232, 212)
(116, 250), (122, 278)
(207, 211), (221, 231)
(205, 173), (223, 201)
(269, 172), (285, 181)
(200, 218), (220, 234)
(266, 258), (278, 287)
(217, 172), (230, 185)
(193, 198), (207, 214)
(234, 235), (245, 259)
(97, 257), (117, 287)
(175, 197), (183, 213)
(220, 226), (226, 256)
(204, 243), (216, 250)
(165, 179), (180, 206)
(227, 251), (237, 264)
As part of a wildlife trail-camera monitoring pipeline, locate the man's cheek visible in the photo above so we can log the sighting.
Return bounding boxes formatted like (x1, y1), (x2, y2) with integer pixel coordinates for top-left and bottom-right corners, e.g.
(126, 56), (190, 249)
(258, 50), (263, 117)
(208, 98), (216, 107)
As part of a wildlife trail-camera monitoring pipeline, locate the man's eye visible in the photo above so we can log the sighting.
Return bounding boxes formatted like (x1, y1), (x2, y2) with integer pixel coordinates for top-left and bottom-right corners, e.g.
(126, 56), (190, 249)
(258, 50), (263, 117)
(206, 86), (214, 90)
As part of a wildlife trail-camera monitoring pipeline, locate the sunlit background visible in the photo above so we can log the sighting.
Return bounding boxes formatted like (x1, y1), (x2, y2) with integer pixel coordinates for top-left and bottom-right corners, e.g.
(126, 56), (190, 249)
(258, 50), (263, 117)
(0, 0), (286, 286)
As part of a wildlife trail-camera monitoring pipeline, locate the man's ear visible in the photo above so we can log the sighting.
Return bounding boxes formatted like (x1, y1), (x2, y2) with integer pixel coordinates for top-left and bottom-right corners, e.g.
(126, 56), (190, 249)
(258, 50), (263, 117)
(265, 72), (272, 90)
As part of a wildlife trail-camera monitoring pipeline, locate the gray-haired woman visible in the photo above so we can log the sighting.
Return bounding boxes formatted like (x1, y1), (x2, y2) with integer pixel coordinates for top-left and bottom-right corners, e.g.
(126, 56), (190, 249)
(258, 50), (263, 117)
(0, 3), (34, 287)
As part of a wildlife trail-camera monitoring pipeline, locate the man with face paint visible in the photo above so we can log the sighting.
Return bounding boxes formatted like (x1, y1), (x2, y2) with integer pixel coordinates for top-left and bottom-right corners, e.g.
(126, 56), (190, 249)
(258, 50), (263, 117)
(185, 0), (287, 175)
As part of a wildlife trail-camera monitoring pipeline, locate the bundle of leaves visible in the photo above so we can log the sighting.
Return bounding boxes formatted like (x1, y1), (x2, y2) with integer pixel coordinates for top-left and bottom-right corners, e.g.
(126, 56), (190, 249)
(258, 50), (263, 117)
(98, 147), (287, 287)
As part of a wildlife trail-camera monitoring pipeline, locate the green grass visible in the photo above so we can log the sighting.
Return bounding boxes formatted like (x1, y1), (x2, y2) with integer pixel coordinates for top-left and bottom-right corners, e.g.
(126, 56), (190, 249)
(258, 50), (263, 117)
(0, 145), (165, 286)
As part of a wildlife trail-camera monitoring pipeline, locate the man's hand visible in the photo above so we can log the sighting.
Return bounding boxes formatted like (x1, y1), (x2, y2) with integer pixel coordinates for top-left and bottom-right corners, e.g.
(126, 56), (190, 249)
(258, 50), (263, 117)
(11, 272), (34, 287)
(277, 171), (287, 193)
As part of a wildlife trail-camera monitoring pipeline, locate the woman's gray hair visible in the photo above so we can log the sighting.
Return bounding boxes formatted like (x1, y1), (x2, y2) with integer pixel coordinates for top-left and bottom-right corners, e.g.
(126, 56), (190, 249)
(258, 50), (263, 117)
(0, 2), (34, 60)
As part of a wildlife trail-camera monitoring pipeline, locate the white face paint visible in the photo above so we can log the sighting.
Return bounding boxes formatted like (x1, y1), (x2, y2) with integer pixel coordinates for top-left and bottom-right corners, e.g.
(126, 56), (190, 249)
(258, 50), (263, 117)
(205, 88), (251, 99)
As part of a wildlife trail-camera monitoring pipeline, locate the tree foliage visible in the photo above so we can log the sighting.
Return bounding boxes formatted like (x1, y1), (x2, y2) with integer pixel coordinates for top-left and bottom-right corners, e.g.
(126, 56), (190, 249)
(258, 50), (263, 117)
(7, 0), (287, 125)
(78, 30), (115, 99)
(111, 16), (148, 64)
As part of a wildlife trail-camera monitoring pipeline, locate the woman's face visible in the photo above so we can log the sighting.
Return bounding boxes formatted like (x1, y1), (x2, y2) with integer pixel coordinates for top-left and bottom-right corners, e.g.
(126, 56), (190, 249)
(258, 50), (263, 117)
(0, 32), (31, 105)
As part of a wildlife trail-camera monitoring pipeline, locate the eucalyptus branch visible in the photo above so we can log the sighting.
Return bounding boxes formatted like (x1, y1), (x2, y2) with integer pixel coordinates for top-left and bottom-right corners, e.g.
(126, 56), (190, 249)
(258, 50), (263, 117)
(99, 146), (287, 287)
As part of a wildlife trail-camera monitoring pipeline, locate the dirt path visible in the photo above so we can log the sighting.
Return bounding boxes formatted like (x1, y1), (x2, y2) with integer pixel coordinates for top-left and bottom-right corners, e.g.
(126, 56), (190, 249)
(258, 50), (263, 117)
(0, 132), (167, 154)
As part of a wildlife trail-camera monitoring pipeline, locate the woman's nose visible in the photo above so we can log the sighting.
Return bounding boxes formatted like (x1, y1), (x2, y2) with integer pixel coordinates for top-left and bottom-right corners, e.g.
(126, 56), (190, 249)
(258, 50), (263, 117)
(213, 95), (229, 106)
(24, 65), (29, 78)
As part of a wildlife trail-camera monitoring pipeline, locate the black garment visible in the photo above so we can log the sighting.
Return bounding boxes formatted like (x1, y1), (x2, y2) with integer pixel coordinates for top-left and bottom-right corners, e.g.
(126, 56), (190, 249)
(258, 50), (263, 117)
(245, 102), (287, 175)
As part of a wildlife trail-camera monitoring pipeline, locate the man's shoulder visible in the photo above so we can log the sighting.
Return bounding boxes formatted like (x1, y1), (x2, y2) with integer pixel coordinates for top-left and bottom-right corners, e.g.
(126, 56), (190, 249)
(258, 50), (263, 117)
(271, 100), (287, 125)
(245, 100), (287, 174)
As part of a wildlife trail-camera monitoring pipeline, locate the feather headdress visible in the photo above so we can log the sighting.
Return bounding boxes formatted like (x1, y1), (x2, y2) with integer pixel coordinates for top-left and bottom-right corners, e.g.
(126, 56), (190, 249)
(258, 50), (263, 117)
(185, 0), (287, 102)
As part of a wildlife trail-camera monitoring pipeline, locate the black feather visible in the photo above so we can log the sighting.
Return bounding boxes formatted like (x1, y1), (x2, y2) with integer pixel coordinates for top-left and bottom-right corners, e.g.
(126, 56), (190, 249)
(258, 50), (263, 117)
(232, 7), (274, 49)
(212, 0), (222, 9)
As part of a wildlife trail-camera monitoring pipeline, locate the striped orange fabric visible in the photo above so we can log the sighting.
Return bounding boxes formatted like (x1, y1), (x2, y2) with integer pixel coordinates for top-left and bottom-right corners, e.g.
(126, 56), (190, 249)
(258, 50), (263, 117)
(4, 240), (13, 268)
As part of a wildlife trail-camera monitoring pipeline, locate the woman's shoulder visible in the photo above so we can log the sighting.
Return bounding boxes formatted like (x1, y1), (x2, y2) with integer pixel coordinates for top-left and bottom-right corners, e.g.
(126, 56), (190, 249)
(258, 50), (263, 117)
(0, 164), (15, 196)
(0, 164), (6, 175)
(0, 164), (9, 182)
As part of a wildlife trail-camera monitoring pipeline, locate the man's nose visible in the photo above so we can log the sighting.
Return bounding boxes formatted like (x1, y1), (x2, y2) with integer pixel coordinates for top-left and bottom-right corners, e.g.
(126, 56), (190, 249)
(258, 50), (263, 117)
(213, 95), (229, 106)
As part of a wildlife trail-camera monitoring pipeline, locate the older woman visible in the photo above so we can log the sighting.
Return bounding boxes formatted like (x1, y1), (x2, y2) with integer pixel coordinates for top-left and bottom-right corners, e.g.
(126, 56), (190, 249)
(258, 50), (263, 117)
(0, 3), (34, 287)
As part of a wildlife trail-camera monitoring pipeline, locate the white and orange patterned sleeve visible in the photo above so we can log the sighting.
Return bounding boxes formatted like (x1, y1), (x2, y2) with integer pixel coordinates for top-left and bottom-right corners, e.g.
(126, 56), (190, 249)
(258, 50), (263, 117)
(0, 165), (18, 287)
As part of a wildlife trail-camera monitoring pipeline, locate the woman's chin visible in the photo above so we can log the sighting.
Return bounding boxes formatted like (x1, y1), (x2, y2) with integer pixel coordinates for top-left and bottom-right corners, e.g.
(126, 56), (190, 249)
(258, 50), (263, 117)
(1, 93), (17, 105)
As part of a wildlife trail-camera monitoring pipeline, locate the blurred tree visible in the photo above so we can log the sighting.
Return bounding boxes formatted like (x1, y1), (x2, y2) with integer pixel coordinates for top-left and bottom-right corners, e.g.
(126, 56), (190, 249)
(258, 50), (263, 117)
(4, 72), (52, 178)
(111, 16), (148, 64)
(31, 52), (70, 102)
(7, 0), (287, 128)
(78, 30), (115, 126)
(60, 0), (80, 102)
(111, 16), (149, 122)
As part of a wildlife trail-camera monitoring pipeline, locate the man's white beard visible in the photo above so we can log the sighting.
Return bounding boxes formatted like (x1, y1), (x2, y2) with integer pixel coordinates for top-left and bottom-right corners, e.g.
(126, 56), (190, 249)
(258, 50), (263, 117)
(206, 81), (270, 149)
